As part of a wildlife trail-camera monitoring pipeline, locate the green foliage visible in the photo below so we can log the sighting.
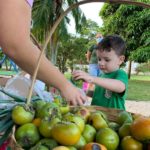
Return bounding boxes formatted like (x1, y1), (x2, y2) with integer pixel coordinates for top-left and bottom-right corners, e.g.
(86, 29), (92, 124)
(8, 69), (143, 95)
(57, 35), (88, 73)
(32, 0), (86, 65)
(130, 47), (150, 62)
(100, 2), (150, 63)
(135, 62), (150, 73)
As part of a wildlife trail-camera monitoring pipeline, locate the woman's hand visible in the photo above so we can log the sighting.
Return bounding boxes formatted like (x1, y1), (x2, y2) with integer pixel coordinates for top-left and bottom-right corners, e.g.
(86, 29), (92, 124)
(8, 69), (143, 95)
(60, 82), (87, 106)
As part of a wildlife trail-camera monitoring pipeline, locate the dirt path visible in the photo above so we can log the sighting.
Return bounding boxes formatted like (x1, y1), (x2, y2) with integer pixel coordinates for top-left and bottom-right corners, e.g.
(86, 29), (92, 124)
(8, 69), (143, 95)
(126, 100), (150, 116)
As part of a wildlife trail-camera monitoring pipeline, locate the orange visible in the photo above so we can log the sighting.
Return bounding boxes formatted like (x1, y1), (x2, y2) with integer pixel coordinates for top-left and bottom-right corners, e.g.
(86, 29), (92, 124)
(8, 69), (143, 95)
(82, 142), (107, 150)
(130, 116), (150, 141)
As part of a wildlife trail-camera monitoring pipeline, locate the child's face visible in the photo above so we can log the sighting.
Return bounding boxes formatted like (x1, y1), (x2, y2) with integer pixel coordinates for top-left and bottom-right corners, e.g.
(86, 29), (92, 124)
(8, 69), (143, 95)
(97, 50), (125, 73)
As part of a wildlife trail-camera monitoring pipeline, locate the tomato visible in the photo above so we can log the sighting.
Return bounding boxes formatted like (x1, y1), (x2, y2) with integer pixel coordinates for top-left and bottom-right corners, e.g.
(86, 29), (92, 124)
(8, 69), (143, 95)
(117, 111), (133, 125)
(82, 142), (107, 150)
(82, 124), (96, 143)
(30, 145), (49, 150)
(12, 105), (35, 125)
(74, 135), (87, 149)
(15, 123), (40, 148)
(96, 127), (119, 150)
(118, 122), (131, 138)
(63, 113), (85, 132)
(88, 112), (108, 130)
(108, 122), (120, 132)
(37, 138), (58, 149)
(121, 136), (143, 150)
(53, 146), (70, 150)
(32, 100), (46, 117)
(75, 107), (91, 123)
(130, 116), (150, 141)
(32, 118), (41, 127)
(60, 105), (70, 114)
(38, 102), (61, 119)
(39, 117), (60, 138)
(66, 146), (77, 150)
(51, 121), (81, 146)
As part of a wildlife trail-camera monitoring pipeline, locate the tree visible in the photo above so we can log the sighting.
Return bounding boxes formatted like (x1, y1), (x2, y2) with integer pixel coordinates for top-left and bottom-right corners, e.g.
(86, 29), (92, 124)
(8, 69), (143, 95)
(32, 0), (86, 64)
(57, 35), (88, 73)
(99, 2), (150, 78)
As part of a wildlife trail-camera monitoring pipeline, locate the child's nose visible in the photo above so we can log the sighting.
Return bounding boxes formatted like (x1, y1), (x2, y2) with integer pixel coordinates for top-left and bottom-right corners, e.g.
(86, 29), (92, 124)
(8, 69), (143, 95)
(98, 60), (104, 66)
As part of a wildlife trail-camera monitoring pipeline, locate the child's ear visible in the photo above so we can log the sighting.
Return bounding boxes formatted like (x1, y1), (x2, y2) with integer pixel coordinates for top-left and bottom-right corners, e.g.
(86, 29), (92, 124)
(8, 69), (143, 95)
(119, 55), (125, 65)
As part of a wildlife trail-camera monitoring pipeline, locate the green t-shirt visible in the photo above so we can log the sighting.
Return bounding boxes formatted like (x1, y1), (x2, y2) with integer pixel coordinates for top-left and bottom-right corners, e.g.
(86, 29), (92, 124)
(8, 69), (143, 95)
(91, 69), (128, 110)
(89, 45), (98, 64)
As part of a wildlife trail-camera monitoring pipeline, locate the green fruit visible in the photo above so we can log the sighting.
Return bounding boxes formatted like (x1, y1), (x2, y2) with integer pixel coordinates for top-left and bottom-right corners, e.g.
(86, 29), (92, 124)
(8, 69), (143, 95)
(66, 146), (77, 150)
(88, 112), (108, 130)
(37, 138), (58, 149)
(63, 113), (85, 133)
(118, 123), (131, 138)
(51, 121), (81, 146)
(32, 100), (46, 117)
(75, 107), (91, 123)
(60, 105), (70, 114)
(117, 111), (133, 125)
(82, 124), (96, 143)
(12, 105), (35, 125)
(121, 136), (143, 150)
(96, 127), (119, 150)
(38, 102), (61, 119)
(39, 117), (60, 138)
(108, 122), (120, 132)
(74, 135), (87, 149)
(30, 145), (49, 150)
(15, 123), (40, 148)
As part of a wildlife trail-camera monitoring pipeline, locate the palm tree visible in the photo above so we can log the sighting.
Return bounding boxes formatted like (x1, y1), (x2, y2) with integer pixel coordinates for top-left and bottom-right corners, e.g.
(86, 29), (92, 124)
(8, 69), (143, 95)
(32, 0), (86, 64)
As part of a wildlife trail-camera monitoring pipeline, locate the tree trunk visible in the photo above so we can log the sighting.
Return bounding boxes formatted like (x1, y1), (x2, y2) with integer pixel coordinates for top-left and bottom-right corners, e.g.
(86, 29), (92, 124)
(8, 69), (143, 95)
(127, 60), (132, 79)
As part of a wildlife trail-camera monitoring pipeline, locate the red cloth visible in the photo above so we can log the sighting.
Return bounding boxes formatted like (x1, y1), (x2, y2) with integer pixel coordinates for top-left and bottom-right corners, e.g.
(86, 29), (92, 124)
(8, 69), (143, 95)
(0, 139), (10, 150)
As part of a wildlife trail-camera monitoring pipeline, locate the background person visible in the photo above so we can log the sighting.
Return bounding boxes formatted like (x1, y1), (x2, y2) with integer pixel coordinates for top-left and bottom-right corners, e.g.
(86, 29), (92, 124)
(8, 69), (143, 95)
(86, 33), (103, 92)
(86, 33), (103, 77)
(0, 0), (86, 105)
(73, 35), (128, 110)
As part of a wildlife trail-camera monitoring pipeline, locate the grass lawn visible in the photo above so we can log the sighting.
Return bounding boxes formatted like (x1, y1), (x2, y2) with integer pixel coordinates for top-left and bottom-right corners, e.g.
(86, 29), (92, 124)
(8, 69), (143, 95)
(127, 75), (150, 101)
(127, 80), (150, 101)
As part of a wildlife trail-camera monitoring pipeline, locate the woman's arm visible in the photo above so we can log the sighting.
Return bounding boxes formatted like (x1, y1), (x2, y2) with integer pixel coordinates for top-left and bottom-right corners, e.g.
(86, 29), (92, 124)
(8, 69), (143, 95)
(0, 0), (86, 105)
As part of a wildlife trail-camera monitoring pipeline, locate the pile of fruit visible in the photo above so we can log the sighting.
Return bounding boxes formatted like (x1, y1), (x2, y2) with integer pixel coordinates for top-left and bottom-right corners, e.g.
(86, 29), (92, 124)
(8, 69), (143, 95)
(0, 89), (150, 150)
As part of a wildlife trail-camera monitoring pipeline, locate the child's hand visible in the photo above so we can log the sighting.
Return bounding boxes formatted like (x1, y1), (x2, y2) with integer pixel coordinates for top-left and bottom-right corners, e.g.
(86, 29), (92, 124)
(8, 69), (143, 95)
(72, 70), (94, 83)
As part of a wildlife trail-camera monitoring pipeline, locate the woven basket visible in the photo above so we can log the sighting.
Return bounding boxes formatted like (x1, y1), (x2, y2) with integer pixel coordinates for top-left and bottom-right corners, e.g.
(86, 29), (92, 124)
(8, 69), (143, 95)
(70, 105), (124, 122)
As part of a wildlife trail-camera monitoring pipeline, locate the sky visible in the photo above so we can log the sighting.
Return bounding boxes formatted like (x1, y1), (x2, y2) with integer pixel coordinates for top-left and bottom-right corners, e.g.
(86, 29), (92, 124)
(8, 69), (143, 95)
(68, 2), (104, 34)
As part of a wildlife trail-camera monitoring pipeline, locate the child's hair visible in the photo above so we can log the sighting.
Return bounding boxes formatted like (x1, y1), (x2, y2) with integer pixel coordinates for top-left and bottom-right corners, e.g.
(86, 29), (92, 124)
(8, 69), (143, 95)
(97, 35), (126, 56)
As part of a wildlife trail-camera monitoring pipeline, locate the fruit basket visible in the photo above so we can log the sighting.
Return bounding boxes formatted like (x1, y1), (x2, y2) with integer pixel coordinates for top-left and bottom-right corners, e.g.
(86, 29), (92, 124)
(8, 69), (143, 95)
(0, 103), (149, 150)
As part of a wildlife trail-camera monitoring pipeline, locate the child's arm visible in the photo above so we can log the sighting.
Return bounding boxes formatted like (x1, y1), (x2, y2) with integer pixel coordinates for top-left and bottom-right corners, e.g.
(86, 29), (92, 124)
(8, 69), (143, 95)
(91, 77), (125, 93)
(0, 1), (86, 105)
(73, 70), (126, 93)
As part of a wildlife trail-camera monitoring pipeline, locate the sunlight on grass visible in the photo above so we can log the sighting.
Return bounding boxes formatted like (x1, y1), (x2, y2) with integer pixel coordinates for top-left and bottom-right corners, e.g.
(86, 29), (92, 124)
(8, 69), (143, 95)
(127, 80), (150, 101)
(130, 75), (150, 81)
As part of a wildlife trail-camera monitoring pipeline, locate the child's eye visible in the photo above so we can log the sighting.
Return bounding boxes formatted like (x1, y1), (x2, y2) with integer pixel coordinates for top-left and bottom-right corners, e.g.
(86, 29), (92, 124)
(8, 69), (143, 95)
(105, 59), (110, 62)
(98, 58), (101, 61)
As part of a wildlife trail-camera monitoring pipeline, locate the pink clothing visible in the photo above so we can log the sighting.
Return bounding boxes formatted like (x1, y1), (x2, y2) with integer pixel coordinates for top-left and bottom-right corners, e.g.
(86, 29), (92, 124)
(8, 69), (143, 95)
(26, 0), (34, 7)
